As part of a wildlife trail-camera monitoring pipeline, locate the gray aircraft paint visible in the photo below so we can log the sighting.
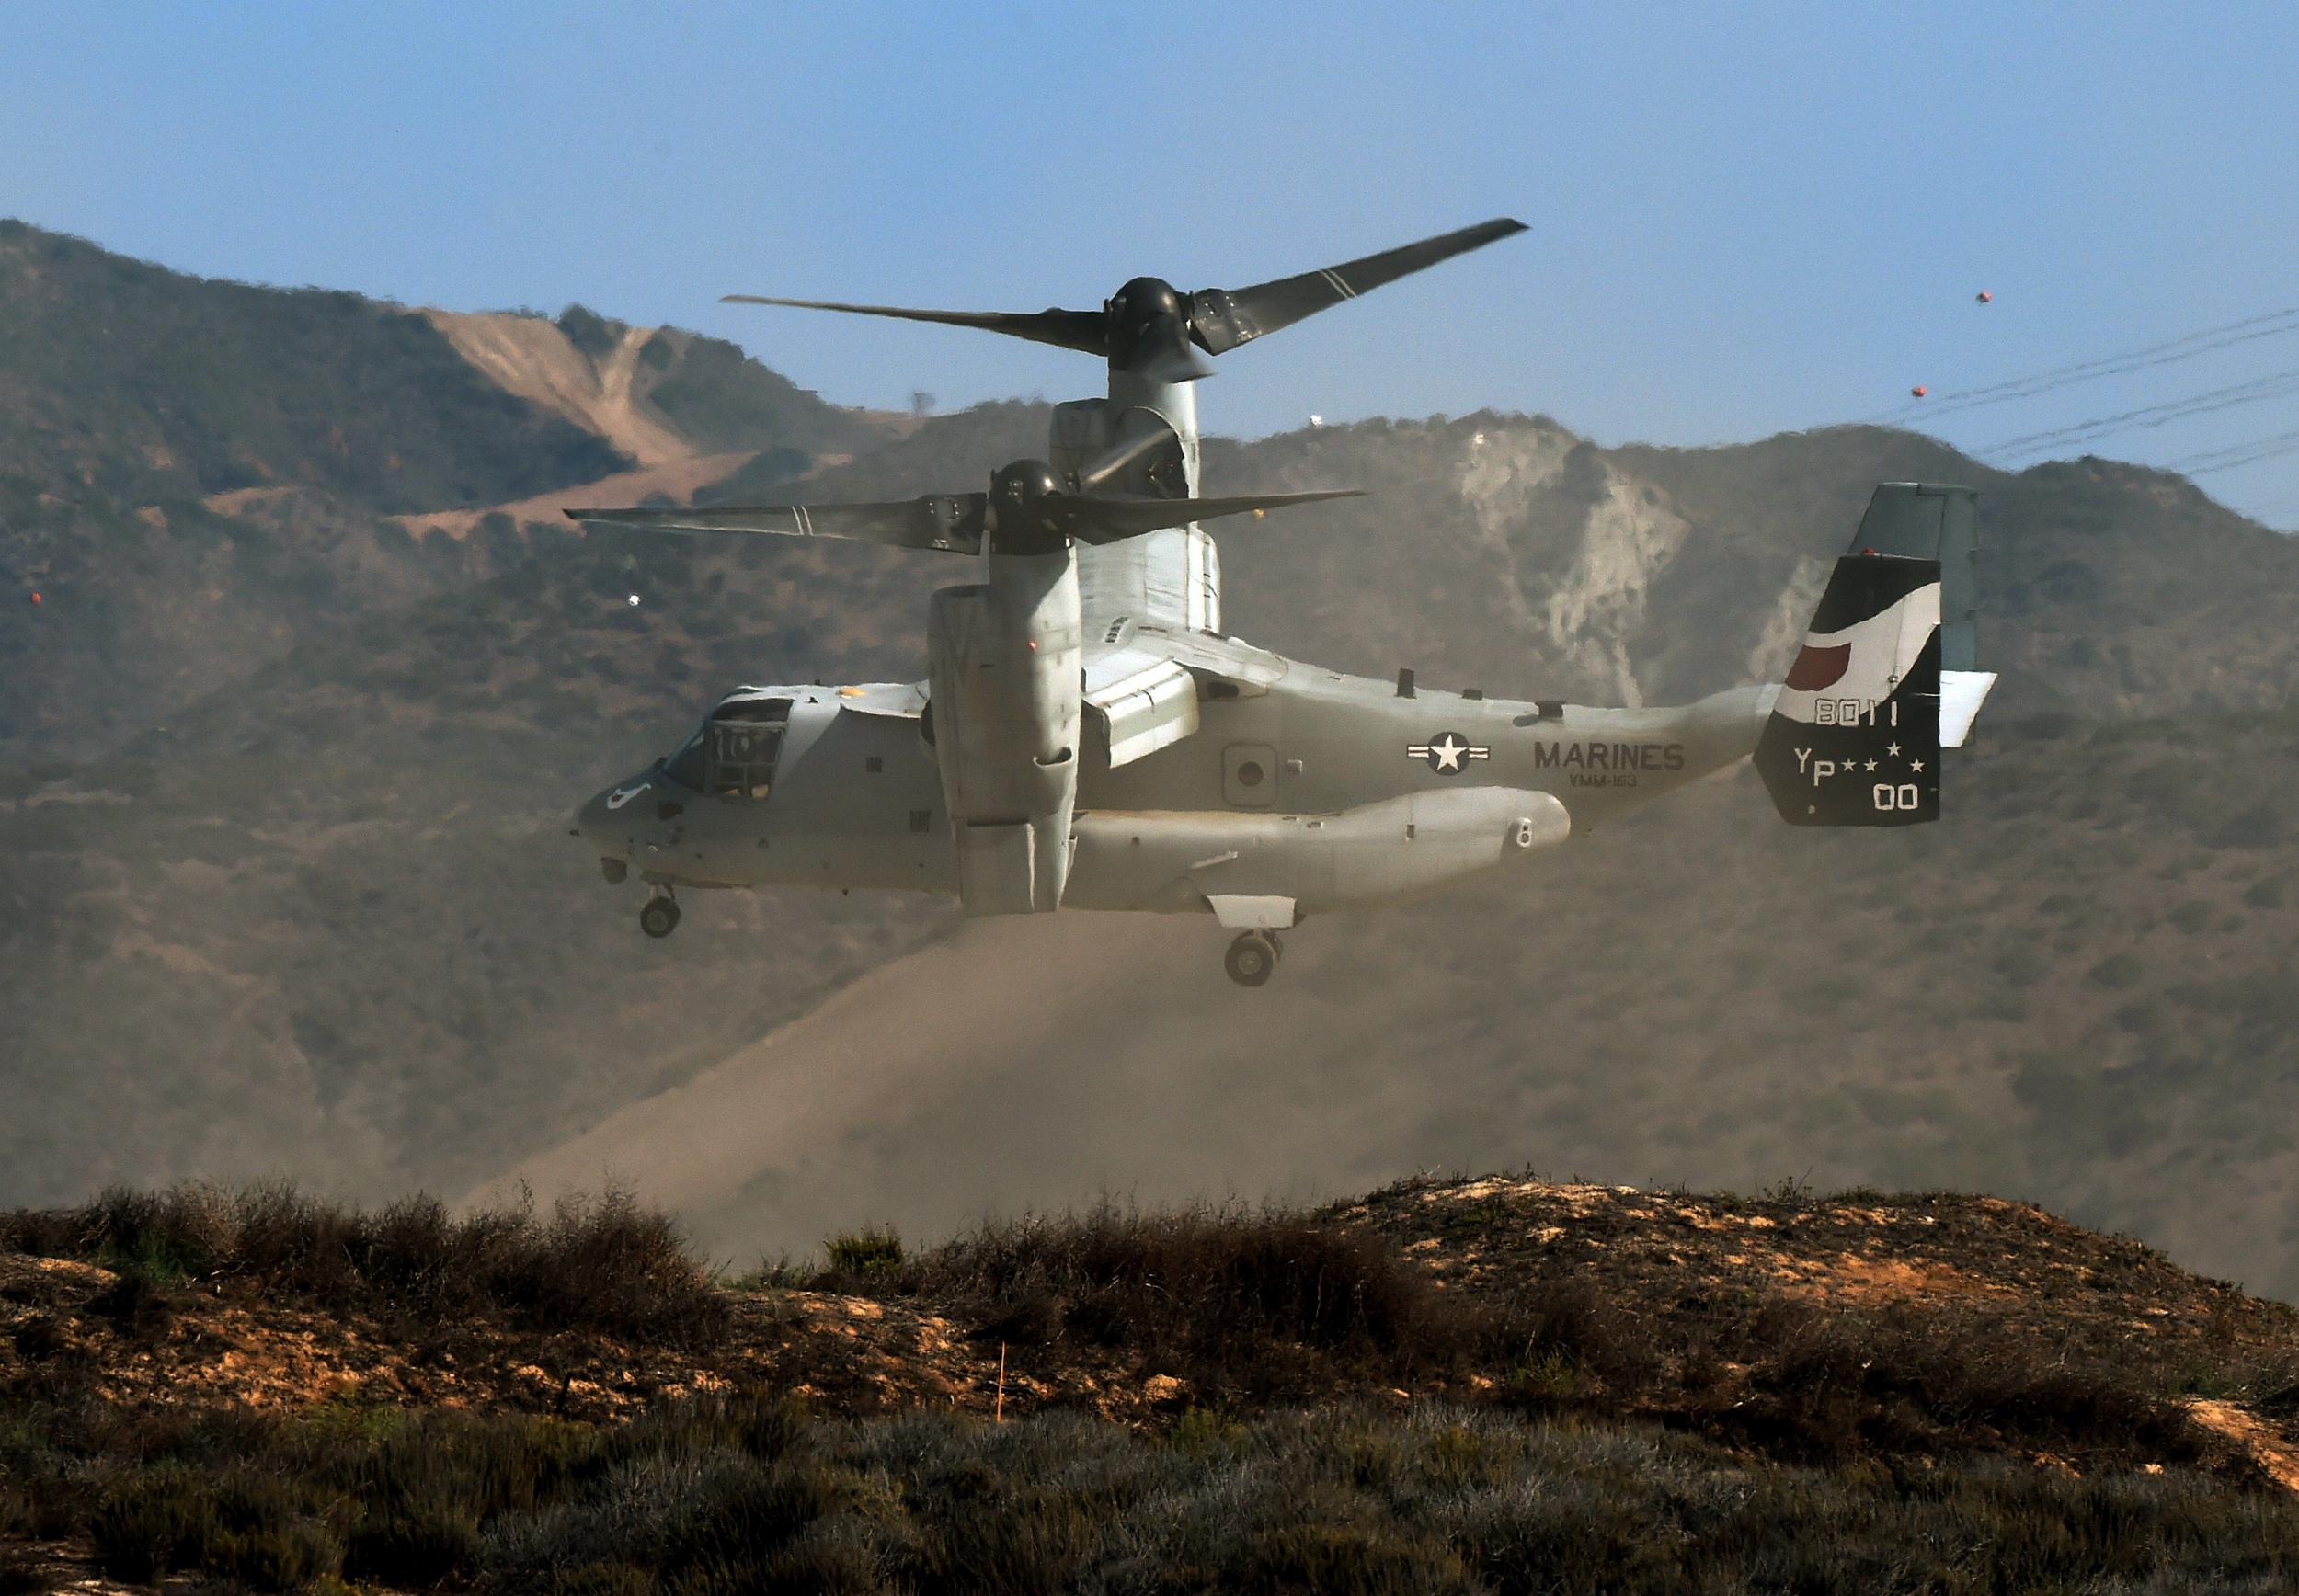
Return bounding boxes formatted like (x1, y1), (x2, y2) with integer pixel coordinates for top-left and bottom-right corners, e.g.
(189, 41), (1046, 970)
(1060, 369), (1219, 634)
(576, 225), (1991, 977)
(575, 660), (1778, 919)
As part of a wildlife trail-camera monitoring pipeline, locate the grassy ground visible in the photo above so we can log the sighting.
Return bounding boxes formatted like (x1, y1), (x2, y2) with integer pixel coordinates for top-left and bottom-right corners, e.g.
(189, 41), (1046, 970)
(8, 1396), (2299, 1594)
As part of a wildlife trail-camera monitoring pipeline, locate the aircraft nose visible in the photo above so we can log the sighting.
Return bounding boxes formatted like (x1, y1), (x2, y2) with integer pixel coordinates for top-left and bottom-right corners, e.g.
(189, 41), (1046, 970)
(573, 787), (614, 841)
(573, 785), (635, 884)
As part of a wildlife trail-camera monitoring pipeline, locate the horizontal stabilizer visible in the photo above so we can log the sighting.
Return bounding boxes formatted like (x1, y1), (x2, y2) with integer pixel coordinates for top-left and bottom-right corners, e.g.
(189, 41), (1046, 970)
(1939, 669), (1997, 748)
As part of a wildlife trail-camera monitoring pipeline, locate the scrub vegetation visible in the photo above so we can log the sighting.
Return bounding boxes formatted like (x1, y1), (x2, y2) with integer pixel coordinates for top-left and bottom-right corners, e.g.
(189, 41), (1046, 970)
(7, 1179), (2299, 1590)
(0, 1181), (727, 1347)
(13, 1397), (2299, 1595)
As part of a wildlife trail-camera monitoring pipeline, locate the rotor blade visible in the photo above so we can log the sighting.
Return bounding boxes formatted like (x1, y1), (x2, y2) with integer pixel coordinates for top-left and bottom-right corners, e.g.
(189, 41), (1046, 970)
(1187, 217), (1528, 355)
(720, 295), (1107, 357)
(1052, 489), (1364, 544)
(564, 495), (987, 554)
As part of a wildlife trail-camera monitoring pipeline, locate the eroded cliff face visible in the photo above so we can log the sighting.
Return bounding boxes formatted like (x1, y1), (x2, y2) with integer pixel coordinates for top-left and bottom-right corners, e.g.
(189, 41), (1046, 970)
(1744, 553), (1833, 684)
(1457, 422), (1698, 707)
(1538, 467), (1695, 708)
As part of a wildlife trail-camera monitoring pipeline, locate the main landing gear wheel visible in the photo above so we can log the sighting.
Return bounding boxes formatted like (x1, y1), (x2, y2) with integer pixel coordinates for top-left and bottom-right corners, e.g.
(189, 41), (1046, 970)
(1225, 931), (1278, 987)
(639, 895), (681, 939)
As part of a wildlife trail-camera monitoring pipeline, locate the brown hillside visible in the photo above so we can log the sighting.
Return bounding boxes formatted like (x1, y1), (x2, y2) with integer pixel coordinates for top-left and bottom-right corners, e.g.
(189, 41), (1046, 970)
(11, 222), (2299, 1368)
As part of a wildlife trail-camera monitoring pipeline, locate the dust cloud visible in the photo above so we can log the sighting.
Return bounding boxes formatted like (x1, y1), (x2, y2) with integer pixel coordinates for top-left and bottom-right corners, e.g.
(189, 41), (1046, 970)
(471, 906), (1517, 1267)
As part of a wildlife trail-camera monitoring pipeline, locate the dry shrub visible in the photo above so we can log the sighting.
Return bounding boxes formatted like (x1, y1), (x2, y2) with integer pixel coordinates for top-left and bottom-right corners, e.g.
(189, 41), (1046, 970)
(23, 1390), (2299, 1593)
(824, 1226), (904, 1276)
(87, 1266), (174, 1343)
(6, 1315), (68, 1362)
(1689, 1295), (2207, 1467)
(1, 1182), (726, 1348)
(87, 1465), (343, 1592)
(879, 1202), (1493, 1398)
(1487, 1273), (1668, 1403)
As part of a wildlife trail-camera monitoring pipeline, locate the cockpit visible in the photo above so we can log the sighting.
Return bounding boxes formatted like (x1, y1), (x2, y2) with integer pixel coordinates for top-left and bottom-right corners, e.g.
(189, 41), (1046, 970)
(662, 694), (793, 800)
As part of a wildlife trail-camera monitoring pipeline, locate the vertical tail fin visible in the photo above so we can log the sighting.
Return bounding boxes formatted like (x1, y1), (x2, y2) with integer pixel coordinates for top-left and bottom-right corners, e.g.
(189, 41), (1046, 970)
(1754, 483), (1989, 826)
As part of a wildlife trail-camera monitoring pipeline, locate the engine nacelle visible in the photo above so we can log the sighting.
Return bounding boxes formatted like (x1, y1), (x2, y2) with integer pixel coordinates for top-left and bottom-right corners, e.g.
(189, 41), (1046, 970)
(926, 550), (1082, 914)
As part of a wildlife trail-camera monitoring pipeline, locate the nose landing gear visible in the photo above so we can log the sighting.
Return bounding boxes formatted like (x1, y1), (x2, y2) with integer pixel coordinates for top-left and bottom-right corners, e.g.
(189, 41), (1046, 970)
(1224, 929), (1281, 987)
(639, 888), (681, 940)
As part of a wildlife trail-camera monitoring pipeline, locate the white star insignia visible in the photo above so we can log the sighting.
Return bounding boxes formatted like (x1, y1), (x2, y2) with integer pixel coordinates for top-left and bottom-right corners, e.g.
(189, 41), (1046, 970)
(1909, 758), (1925, 773)
(1431, 735), (1467, 771)
(1864, 759), (1878, 772)
(1885, 743), (1902, 758)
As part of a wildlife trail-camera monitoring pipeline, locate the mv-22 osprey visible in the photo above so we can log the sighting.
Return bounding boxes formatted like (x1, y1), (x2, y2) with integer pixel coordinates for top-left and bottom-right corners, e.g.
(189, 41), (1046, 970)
(569, 219), (1997, 986)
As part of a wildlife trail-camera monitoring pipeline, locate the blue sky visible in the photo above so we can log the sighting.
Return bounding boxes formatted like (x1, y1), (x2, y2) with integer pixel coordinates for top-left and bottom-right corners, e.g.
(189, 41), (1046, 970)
(6, 1), (2297, 525)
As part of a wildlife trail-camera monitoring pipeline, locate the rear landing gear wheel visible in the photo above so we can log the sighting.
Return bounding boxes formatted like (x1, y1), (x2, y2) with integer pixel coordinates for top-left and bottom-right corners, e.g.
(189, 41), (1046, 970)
(639, 896), (681, 939)
(1225, 931), (1276, 987)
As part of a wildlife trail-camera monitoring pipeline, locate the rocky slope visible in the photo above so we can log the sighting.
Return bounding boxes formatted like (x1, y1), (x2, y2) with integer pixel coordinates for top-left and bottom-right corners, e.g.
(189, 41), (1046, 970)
(0, 219), (889, 756)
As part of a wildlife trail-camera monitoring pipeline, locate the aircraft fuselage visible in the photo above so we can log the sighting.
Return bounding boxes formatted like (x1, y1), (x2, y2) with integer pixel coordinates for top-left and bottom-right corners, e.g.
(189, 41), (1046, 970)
(574, 649), (1776, 918)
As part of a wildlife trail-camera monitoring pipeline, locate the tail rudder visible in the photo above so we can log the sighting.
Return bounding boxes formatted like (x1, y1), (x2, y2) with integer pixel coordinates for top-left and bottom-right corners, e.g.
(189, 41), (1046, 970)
(1756, 551), (1942, 825)
(1754, 483), (1991, 826)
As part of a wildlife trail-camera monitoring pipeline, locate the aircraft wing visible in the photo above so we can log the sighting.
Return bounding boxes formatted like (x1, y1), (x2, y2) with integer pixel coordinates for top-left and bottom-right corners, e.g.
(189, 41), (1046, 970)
(1082, 642), (1200, 768)
(1077, 622), (1290, 770)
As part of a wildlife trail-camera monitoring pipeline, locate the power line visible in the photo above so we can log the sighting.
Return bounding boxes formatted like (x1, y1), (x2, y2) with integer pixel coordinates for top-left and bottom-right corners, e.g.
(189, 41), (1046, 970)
(1979, 368), (2299, 460)
(2193, 439), (2299, 476)
(1870, 304), (2299, 425)
(2168, 426), (2299, 474)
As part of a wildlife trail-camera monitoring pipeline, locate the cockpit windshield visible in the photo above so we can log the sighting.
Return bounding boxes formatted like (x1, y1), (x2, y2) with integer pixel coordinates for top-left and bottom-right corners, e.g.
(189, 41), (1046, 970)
(663, 696), (792, 799)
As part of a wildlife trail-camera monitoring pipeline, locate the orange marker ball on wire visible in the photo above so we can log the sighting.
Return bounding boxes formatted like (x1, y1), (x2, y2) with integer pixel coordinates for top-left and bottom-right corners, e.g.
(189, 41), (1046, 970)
(27, 591), (40, 606)
(1911, 385), (1928, 399)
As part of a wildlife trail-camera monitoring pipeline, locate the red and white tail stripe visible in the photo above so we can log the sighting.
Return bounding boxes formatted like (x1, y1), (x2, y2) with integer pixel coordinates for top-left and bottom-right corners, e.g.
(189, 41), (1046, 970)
(1771, 580), (1940, 727)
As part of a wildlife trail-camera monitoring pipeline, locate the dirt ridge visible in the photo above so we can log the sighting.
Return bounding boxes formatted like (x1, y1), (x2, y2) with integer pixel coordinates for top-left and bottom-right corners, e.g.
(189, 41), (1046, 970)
(9, 1176), (2298, 1476)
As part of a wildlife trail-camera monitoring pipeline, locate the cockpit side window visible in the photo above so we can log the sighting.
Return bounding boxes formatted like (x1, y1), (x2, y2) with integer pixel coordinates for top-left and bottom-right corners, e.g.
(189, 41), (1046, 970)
(704, 698), (792, 800)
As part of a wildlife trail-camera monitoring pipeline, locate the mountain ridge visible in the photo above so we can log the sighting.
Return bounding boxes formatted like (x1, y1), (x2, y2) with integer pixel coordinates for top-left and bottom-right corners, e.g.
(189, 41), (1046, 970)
(5, 222), (2298, 1312)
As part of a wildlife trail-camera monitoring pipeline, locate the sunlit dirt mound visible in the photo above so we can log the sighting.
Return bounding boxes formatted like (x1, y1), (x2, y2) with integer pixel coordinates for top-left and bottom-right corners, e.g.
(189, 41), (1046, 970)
(1344, 1175), (2299, 1393)
(6, 1177), (2295, 1457)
